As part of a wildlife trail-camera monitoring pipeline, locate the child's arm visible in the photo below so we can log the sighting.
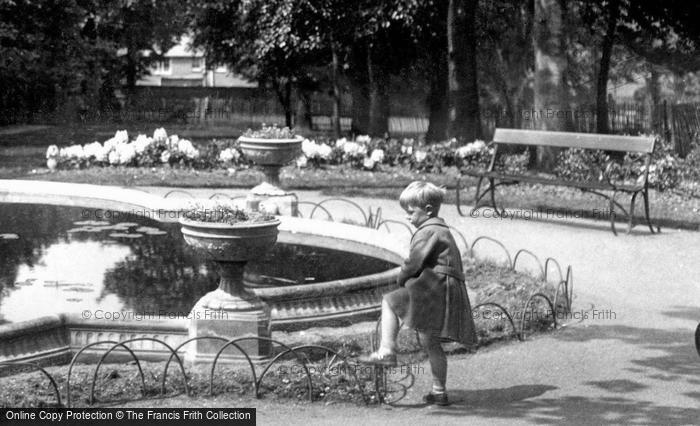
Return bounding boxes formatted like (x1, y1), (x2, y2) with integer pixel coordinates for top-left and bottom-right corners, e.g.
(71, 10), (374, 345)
(397, 230), (439, 286)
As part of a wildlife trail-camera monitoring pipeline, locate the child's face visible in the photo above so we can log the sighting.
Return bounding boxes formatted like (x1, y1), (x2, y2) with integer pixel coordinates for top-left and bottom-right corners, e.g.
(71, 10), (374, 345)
(405, 204), (431, 228)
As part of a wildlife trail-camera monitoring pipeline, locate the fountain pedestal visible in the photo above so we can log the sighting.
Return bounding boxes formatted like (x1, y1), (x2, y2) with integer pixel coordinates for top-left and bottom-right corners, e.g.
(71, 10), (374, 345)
(179, 218), (280, 364)
(187, 262), (271, 363)
(238, 135), (302, 217)
(246, 183), (298, 217)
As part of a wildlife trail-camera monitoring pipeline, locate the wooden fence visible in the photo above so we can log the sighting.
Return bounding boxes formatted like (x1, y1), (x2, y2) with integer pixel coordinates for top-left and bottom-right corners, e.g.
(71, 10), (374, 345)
(67, 86), (700, 155)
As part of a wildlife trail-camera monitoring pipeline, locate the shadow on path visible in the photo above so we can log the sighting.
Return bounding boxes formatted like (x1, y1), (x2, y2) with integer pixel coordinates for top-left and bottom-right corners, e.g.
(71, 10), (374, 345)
(425, 392), (700, 424)
(554, 318), (700, 381)
(661, 306), (700, 323)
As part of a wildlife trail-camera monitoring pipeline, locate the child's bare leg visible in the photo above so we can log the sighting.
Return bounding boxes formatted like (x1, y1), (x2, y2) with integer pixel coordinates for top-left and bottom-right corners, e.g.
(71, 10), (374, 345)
(418, 332), (447, 393)
(378, 299), (399, 355)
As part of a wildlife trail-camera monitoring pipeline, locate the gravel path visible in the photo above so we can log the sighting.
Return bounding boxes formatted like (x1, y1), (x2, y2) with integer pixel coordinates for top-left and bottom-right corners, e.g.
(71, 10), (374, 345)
(139, 187), (700, 425)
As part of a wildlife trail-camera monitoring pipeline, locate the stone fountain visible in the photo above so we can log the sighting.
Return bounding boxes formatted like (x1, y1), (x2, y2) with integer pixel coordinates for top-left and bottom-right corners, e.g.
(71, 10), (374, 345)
(238, 134), (303, 216)
(179, 216), (281, 362)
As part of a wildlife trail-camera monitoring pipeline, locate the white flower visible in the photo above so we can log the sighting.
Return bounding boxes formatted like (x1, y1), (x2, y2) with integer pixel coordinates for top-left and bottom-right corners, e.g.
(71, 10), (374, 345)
(160, 151), (171, 163)
(103, 138), (117, 152)
(153, 127), (168, 142)
(456, 140), (488, 158)
(219, 148), (240, 163)
(343, 141), (367, 157)
(335, 137), (347, 149)
(370, 149), (384, 163)
(59, 144), (86, 160)
(46, 145), (59, 159)
(356, 135), (371, 144)
(301, 139), (333, 161)
(133, 134), (153, 154)
(83, 142), (105, 161)
(295, 155), (308, 168)
(116, 143), (136, 165)
(401, 145), (413, 155)
(108, 149), (120, 165)
(177, 138), (192, 152)
(114, 130), (129, 144)
(363, 157), (376, 170)
(176, 138), (199, 159)
(302, 138), (318, 158)
(414, 150), (427, 163)
(169, 134), (180, 149)
(317, 143), (332, 160)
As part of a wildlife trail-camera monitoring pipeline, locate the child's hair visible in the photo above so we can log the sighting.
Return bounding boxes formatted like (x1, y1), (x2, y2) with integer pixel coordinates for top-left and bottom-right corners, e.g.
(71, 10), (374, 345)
(399, 181), (446, 214)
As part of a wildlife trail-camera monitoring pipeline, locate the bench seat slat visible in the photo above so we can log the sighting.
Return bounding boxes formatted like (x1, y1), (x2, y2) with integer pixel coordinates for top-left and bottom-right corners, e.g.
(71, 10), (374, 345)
(493, 128), (655, 153)
(463, 170), (643, 192)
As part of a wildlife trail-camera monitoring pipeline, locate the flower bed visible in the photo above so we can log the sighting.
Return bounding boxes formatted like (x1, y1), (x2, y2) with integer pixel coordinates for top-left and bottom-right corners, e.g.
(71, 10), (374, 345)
(45, 128), (696, 192)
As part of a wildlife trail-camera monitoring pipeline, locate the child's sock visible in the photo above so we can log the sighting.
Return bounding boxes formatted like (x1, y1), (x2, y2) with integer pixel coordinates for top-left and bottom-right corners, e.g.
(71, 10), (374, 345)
(432, 385), (446, 395)
(377, 346), (395, 356)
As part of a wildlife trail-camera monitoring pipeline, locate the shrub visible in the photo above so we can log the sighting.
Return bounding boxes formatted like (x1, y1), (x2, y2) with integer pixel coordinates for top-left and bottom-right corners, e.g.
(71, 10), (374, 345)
(553, 136), (683, 191)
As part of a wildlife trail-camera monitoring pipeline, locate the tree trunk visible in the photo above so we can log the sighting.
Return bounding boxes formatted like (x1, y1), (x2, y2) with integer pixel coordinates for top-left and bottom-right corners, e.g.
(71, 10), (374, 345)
(349, 45), (370, 135)
(447, 0), (481, 142)
(367, 43), (389, 136)
(647, 67), (661, 132)
(272, 79), (293, 128)
(124, 50), (139, 108)
(350, 81), (369, 135)
(531, 0), (568, 170)
(596, 0), (620, 134)
(330, 40), (342, 138)
(294, 90), (313, 132)
(426, 49), (449, 142)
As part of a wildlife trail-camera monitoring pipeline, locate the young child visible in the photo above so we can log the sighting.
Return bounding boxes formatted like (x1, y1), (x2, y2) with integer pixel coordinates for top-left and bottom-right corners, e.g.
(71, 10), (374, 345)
(357, 181), (477, 406)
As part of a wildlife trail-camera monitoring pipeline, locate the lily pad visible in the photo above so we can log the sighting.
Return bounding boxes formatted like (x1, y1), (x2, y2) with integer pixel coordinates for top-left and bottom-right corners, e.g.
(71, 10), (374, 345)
(108, 233), (142, 239)
(73, 220), (110, 226)
(62, 287), (94, 293)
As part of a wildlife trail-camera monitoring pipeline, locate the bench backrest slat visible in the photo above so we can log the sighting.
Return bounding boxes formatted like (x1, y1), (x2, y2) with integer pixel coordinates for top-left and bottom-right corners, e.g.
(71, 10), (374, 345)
(493, 128), (655, 153)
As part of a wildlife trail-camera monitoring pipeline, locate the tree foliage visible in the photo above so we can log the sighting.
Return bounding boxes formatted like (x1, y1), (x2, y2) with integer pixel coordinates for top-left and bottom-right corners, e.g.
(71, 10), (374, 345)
(0, 0), (186, 124)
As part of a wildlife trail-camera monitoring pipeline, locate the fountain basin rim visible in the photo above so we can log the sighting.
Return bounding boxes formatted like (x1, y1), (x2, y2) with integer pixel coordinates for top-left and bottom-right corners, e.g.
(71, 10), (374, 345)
(253, 267), (400, 300)
(237, 135), (304, 144)
(179, 217), (281, 230)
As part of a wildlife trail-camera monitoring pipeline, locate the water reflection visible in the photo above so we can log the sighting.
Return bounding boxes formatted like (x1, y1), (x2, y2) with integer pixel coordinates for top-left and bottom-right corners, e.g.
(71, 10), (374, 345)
(0, 203), (395, 324)
(0, 204), (218, 323)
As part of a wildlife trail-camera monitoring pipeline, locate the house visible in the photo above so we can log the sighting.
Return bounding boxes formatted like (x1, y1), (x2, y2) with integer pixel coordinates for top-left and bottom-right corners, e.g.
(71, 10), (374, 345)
(137, 36), (256, 88)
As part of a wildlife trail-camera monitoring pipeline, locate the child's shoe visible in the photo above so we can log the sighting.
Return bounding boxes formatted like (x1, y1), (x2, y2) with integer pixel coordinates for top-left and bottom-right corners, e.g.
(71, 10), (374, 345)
(355, 351), (397, 366)
(423, 392), (449, 406)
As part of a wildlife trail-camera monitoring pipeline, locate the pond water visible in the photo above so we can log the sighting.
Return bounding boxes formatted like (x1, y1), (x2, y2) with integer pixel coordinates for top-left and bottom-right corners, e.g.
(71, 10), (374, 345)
(0, 203), (395, 324)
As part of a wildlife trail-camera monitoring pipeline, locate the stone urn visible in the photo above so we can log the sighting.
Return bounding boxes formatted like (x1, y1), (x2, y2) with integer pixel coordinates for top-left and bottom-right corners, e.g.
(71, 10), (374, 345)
(238, 135), (303, 194)
(179, 216), (281, 362)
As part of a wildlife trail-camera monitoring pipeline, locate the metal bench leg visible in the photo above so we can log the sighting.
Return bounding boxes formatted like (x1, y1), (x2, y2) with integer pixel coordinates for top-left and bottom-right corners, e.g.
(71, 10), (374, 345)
(488, 178), (503, 217)
(642, 188), (657, 234)
(627, 192), (639, 234)
(468, 176), (486, 216)
(456, 177), (467, 216)
(609, 191), (618, 236)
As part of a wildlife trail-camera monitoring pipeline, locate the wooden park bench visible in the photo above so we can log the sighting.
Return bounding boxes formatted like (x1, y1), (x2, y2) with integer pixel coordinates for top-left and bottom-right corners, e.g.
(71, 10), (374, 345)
(456, 128), (659, 235)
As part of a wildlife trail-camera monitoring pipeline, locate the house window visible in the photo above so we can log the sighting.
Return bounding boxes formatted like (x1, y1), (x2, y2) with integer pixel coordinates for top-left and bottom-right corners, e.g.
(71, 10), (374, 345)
(152, 59), (171, 75)
(192, 57), (203, 71)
